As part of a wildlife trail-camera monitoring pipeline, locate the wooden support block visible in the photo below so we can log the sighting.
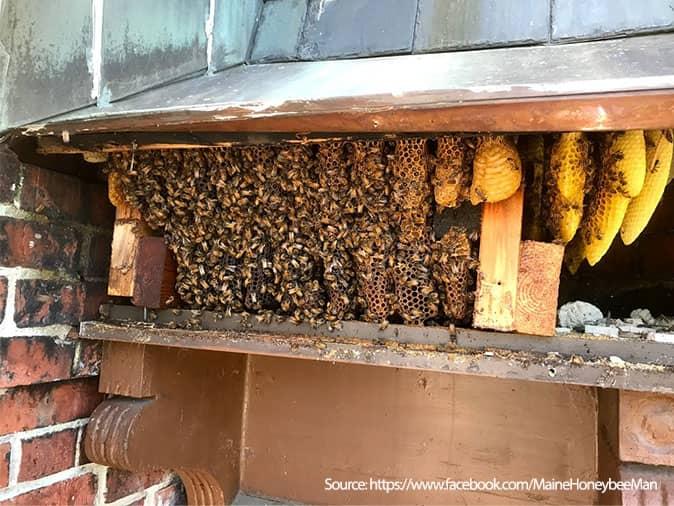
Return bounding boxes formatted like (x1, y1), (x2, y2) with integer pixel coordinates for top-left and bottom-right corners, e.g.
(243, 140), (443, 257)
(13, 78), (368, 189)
(132, 236), (178, 309)
(514, 241), (563, 336)
(108, 202), (151, 297)
(620, 391), (674, 466)
(473, 187), (524, 331)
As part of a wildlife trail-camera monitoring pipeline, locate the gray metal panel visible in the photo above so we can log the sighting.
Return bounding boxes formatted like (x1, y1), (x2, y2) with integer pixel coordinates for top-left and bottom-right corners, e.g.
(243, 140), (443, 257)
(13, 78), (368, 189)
(552, 0), (674, 41)
(250, 0), (308, 62)
(100, 0), (209, 104)
(211, 0), (262, 70)
(26, 33), (674, 134)
(414, 0), (550, 52)
(298, 0), (418, 60)
(0, 0), (94, 131)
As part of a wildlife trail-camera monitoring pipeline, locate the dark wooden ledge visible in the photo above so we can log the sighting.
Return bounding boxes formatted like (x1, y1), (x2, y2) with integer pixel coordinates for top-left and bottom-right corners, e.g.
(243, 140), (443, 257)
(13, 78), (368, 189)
(79, 304), (674, 394)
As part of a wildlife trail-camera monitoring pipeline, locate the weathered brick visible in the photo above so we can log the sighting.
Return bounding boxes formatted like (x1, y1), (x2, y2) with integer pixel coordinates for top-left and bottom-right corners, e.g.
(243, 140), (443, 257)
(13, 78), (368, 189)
(83, 232), (112, 278)
(0, 378), (102, 435)
(84, 182), (115, 228)
(0, 442), (10, 488)
(620, 391), (674, 466)
(2, 473), (96, 505)
(155, 481), (186, 506)
(19, 164), (83, 221)
(106, 469), (169, 503)
(14, 280), (108, 327)
(0, 277), (7, 325)
(0, 218), (81, 272)
(0, 147), (21, 204)
(19, 428), (77, 481)
(0, 337), (76, 388)
(72, 341), (101, 378)
(620, 463), (674, 505)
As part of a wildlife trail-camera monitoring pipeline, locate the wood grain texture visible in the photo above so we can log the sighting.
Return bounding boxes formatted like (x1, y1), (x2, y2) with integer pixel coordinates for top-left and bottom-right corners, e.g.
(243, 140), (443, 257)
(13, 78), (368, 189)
(241, 356), (598, 505)
(515, 240), (564, 336)
(473, 187), (524, 331)
(620, 391), (674, 466)
(108, 202), (151, 297)
(132, 236), (178, 308)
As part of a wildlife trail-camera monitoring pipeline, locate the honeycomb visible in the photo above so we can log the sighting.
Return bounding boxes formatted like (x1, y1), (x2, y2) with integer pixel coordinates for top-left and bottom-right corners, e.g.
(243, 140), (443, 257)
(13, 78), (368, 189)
(391, 138), (438, 325)
(109, 137), (479, 327)
(432, 136), (469, 208)
(317, 142), (357, 321)
(431, 227), (477, 324)
(351, 140), (395, 322)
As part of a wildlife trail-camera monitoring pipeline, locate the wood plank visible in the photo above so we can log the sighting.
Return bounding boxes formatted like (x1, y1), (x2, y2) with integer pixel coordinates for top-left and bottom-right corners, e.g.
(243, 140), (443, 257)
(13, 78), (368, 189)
(242, 356), (598, 505)
(514, 240), (564, 336)
(132, 236), (178, 309)
(108, 201), (151, 297)
(473, 187), (524, 331)
(81, 317), (674, 394)
(620, 391), (674, 466)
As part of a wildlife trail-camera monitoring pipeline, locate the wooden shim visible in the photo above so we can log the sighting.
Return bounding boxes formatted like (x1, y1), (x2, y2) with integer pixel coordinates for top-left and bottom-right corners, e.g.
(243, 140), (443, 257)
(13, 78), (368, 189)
(108, 202), (151, 297)
(514, 241), (563, 337)
(132, 236), (178, 309)
(473, 187), (524, 331)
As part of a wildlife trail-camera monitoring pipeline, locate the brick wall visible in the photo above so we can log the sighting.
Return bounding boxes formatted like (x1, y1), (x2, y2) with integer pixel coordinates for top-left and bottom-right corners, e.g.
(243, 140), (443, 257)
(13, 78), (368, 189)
(0, 146), (184, 505)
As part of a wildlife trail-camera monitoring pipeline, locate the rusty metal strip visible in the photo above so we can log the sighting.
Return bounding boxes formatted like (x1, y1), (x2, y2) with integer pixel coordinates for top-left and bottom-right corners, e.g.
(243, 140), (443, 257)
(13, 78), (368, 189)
(79, 305), (674, 393)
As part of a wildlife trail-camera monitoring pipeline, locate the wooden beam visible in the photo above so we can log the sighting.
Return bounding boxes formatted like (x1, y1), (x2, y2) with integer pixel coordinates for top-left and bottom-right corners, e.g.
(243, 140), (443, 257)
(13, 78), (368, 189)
(473, 187), (524, 332)
(132, 236), (178, 309)
(514, 241), (564, 337)
(108, 202), (152, 297)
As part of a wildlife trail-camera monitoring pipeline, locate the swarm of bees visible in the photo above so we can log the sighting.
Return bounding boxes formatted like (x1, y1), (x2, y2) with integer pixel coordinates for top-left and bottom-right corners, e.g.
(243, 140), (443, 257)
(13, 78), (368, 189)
(108, 137), (479, 327)
(108, 129), (672, 329)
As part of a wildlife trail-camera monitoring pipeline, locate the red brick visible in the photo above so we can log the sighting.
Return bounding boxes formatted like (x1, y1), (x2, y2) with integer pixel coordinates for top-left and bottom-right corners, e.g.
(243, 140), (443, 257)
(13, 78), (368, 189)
(0, 148), (20, 204)
(0, 276), (6, 325)
(155, 482), (186, 506)
(19, 164), (83, 222)
(0, 443), (10, 488)
(106, 469), (169, 502)
(0, 378), (103, 435)
(2, 473), (96, 505)
(72, 341), (101, 378)
(620, 391), (674, 466)
(83, 232), (112, 278)
(84, 182), (115, 228)
(0, 337), (76, 388)
(14, 280), (109, 327)
(0, 218), (81, 272)
(19, 428), (77, 481)
(620, 463), (674, 505)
